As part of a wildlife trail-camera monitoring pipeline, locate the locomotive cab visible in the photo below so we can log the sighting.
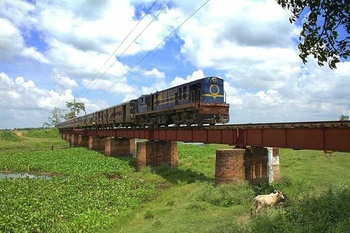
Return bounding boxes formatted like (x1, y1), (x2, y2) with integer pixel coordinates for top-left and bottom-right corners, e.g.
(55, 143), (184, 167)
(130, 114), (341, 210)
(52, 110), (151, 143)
(189, 76), (230, 125)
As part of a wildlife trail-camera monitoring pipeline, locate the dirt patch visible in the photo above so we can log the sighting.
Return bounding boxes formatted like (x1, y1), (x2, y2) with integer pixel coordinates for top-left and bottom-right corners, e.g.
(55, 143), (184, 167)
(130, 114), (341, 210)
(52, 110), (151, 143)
(12, 130), (25, 137)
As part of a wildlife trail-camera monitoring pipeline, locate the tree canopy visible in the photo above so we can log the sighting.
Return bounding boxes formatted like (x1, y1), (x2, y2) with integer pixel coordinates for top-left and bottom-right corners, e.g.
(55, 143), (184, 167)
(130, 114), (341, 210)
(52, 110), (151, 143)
(277, 0), (350, 69)
(65, 101), (86, 120)
(339, 115), (349, 121)
(43, 107), (65, 128)
(43, 101), (86, 128)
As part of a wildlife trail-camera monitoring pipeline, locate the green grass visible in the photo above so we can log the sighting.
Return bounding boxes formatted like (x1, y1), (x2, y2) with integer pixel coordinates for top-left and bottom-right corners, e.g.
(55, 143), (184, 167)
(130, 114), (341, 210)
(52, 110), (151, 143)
(0, 130), (22, 141)
(0, 129), (157, 232)
(0, 128), (68, 150)
(1, 129), (350, 232)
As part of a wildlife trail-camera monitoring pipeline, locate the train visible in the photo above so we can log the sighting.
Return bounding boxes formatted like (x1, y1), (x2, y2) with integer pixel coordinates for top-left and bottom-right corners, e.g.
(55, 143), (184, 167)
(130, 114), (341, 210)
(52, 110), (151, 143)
(56, 76), (230, 129)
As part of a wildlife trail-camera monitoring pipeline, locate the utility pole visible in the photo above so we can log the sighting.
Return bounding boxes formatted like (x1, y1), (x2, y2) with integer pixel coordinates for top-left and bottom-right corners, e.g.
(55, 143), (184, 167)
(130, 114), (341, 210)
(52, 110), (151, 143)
(73, 97), (76, 130)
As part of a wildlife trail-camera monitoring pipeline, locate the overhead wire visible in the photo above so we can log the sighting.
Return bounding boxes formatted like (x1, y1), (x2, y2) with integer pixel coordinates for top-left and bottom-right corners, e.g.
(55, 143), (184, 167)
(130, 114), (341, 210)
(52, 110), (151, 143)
(91, 0), (210, 104)
(77, 0), (160, 99)
(84, 0), (173, 100)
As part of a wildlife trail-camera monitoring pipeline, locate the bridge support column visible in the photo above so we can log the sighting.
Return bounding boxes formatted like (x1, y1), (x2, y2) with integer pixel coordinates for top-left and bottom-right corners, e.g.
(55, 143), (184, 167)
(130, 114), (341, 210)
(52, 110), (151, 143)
(267, 148), (280, 183)
(215, 149), (245, 186)
(215, 147), (281, 186)
(244, 147), (268, 185)
(136, 140), (178, 171)
(70, 134), (79, 146)
(64, 133), (69, 142)
(78, 135), (89, 147)
(105, 138), (135, 157)
(88, 136), (105, 151)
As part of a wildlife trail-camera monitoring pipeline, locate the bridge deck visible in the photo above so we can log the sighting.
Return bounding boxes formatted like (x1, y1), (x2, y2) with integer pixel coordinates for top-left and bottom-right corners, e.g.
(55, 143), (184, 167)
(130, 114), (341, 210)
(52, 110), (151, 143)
(60, 121), (350, 152)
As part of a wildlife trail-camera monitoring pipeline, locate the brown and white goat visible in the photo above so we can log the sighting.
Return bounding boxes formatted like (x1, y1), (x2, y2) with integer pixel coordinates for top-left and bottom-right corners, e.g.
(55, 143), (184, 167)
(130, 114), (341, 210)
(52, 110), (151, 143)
(252, 190), (285, 214)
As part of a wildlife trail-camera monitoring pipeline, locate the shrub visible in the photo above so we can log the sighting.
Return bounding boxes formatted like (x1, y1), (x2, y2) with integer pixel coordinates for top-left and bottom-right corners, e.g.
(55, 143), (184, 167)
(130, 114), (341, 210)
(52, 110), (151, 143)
(248, 185), (350, 233)
(0, 131), (21, 141)
(24, 128), (60, 138)
(195, 182), (255, 207)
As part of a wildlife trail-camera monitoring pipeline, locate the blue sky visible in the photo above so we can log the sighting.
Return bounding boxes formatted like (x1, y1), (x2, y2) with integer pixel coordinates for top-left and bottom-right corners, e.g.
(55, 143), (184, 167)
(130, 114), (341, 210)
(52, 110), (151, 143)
(0, 0), (350, 129)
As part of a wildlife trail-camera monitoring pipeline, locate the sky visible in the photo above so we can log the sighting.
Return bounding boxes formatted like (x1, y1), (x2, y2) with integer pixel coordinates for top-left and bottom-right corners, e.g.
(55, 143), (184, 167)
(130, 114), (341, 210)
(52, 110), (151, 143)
(0, 0), (350, 129)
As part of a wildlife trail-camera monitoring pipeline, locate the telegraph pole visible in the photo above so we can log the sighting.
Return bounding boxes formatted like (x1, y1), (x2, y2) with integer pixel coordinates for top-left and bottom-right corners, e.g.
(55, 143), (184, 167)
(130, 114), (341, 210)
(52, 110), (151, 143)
(73, 97), (76, 131)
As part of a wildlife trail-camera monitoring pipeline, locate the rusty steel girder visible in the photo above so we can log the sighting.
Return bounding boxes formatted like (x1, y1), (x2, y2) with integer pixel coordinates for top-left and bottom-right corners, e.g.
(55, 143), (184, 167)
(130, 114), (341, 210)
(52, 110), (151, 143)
(61, 121), (350, 152)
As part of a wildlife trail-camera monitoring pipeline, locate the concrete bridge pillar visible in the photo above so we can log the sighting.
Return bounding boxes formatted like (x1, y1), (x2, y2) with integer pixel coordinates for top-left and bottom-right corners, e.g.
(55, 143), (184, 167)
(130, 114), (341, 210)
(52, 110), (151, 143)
(105, 137), (135, 157)
(267, 148), (280, 183)
(136, 140), (178, 171)
(70, 134), (79, 146)
(78, 135), (89, 147)
(88, 136), (105, 151)
(215, 147), (280, 186)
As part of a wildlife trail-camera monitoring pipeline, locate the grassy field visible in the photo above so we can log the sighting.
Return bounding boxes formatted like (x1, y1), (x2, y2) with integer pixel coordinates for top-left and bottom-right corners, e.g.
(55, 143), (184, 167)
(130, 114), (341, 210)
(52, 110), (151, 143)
(1, 129), (350, 232)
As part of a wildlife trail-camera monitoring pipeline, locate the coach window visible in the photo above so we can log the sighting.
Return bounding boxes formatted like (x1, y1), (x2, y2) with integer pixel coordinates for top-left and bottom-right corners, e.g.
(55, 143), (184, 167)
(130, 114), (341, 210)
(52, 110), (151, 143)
(183, 86), (187, 99)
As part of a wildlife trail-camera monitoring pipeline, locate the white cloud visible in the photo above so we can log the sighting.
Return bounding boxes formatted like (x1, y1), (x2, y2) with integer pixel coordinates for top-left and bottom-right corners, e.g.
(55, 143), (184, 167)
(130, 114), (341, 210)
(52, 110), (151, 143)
(1, 0), (350, 129)
(177, 0), (300, 89)
(0, 18), (24, 59)
(0, 0), (36, 28)
(51, 73), (78, 90)
(0, 72), (77, 128)
(21, 47), (50, 64)
(0, 17), (48, 64)
(170, 70), (205, 87)
(142, 68), (165, 78)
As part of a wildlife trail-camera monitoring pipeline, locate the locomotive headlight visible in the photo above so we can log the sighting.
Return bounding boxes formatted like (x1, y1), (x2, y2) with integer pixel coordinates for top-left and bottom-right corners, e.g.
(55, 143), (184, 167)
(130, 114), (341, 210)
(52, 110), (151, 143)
(211, 77), (217, 84)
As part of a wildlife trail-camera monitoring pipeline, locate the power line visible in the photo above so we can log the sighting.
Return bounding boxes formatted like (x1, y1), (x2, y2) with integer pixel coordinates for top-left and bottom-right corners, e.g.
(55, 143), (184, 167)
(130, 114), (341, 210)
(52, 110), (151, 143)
(77, 0), (160, 99)
(91, 0), (210, 105)
(83, 0), (173, 100)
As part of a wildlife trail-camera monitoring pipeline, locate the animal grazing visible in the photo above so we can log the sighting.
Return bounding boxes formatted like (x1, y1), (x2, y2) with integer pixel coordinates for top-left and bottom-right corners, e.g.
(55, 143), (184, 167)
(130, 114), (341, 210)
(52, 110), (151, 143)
(251, 190), (285, 215)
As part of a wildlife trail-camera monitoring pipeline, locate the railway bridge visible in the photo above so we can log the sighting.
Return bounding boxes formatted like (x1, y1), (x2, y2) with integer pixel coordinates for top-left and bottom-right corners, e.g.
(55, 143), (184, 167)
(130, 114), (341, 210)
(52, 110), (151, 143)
(59, 121), (350, 185)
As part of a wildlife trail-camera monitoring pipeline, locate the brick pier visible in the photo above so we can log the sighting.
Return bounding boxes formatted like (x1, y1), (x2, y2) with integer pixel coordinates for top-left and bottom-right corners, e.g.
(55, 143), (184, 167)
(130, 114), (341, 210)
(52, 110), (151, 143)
(61, 132), (280, 185)
(136, 140), (178, 171)
(215, 147), (280, 186)
(105, 138), (135, 157)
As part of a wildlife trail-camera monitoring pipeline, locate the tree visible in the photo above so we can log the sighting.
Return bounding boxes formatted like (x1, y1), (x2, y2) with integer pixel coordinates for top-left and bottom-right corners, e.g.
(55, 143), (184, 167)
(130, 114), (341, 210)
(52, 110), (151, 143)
(339, 115), (349, 121)
(43, 107), (65, 127)
(65, 100), (86, 120)
(277, 0), (350, 69)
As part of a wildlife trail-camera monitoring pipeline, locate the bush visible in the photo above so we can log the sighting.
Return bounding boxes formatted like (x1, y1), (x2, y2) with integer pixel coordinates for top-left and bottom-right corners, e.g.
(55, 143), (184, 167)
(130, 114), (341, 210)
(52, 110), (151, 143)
(24, 128), (60, 138)
(195, 182), (255, 207)
(0, 131), (21, 141)
(248, 185), (350, 233)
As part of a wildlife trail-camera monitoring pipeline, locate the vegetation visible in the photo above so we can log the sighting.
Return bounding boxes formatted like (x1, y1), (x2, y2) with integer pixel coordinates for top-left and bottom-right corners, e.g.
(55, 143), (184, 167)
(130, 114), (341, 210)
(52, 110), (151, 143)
(43, 100), (86, 127)
(43, 107), (65, 128)
(1, 129), (350, 232)
(0, 130), (21, 142)
(339, 115), (349, 121)
(277, 0), (350, 68)
(65, 100), (86, 120)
